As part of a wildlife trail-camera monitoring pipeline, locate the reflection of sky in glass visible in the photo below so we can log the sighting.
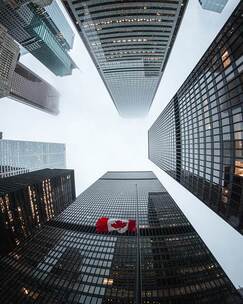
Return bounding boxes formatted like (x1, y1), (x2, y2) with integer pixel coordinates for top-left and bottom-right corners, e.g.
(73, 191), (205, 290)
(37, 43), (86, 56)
(45, 0), (74, 49)
(0, 139), (66, 178)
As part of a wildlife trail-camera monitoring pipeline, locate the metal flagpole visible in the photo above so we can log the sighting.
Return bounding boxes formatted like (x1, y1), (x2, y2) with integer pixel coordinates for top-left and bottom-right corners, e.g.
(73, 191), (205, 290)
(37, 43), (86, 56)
(135, 183), (142, 304)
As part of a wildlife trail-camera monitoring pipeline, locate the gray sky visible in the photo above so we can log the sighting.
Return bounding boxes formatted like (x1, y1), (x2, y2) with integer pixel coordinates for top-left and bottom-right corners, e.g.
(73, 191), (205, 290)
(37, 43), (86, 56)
(0, 0), (243, 288)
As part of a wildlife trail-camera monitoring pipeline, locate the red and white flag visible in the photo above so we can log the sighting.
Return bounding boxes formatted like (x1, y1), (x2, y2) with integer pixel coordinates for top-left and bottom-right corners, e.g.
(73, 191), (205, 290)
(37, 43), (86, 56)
(96, 217), (136, 234)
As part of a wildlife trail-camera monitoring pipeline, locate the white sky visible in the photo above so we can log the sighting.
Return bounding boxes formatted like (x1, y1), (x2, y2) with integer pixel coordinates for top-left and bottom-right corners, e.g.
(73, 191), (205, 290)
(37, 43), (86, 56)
(0, 0), (243, 288)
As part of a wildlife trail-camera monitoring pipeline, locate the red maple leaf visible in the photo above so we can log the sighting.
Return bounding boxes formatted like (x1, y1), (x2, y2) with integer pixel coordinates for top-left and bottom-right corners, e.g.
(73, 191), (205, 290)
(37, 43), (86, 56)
(111, 220), (127, 229)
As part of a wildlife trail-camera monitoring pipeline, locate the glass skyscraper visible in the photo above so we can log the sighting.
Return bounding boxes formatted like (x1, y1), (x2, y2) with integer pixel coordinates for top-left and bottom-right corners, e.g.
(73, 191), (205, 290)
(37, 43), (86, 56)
(0, 24), (59, 114)
(0, 171), (241, 303)
(0, 23), (19, 98)
(149, 3), (243, 234)
(63, 0), (188, 117)
(0, 139), (66, 178)
(0, 168), (76, 254)
(199, 0), (229, 13)
(10, 62), (60, 114)
(0, 1), (76, 76)
(43, 0), (75, 50)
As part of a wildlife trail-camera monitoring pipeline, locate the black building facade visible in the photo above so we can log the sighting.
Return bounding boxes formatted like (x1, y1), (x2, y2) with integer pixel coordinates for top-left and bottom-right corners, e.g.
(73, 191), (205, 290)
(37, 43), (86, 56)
(0, 171), (241, 303)
(0, 168), (75, 254)
(149, 2), (243, 234)
(62, 0), (188, 117)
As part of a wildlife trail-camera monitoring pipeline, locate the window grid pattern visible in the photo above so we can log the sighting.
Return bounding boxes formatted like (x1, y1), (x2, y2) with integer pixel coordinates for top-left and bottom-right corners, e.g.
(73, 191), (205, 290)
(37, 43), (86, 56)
(0, 139), (66, 178)
(0, 169), (76, 254)
(0, 172), (241, 303)
(149, 2), (243, 234)
(10, 62), (60, 114)
(0, 2), (76, 76)
(37, 0), (75, 50)
(64, 0), (188, 117)
(0, 24), (19, 98)
(148, 99), (177, 178)
(199, 0), (228, 13)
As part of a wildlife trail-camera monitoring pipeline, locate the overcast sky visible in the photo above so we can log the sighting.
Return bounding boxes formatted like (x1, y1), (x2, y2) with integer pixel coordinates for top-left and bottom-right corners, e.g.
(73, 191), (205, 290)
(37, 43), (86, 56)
(0, 0), (243, 288)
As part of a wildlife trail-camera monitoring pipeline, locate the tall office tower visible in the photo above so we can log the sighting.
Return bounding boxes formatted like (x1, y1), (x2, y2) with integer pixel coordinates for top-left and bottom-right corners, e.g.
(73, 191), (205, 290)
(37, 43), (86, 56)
(199, 0), (228, 13)
(0, 139), (66, 178)
(0, 24), (19, 98)
(0, 171), (241, 303)
(62, 0), (188, 117)
(0, 168), (76, 254)
(148, 3), (243, 234)
(39, 0), (75, 50)
(9, 62), (60, 114)
(0, 1), (76, 76)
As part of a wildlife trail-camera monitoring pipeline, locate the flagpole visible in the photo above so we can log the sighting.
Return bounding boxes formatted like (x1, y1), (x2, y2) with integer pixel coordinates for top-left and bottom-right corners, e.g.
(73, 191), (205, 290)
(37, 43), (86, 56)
(135, 183), (142, 304)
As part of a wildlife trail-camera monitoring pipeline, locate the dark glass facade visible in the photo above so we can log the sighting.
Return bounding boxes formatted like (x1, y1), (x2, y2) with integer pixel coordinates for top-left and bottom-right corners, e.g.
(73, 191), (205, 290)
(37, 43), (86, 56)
(0, 168), (76, 254)
(0, 171), (241, 303)
(0, 1), (76, 76)
(62, 0), (188, 117)
(10, 62), (60, 114)
(149, 3), (243, 233)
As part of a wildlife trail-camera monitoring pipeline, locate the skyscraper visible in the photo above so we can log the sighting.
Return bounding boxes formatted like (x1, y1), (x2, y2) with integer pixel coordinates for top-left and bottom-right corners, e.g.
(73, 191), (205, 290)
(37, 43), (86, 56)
(13, 0), (75, 50)
(199, 0), (229, 13)
(0, 1), (76, 76)
(148, 3), (243, 234)
(62, 0), (188, 117)
(0, 24), (59, 114)
(0, 23), (19, 98)
(0, 168), (76, 254)
(0, 171), (241, 303)
(40, 0), (75, 50)
(10, 62), (60, 114)
(0, 138), (66, 178)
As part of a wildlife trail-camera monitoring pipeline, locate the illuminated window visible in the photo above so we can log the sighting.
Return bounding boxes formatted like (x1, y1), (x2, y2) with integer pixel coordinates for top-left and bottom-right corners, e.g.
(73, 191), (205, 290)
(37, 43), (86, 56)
(221, 49), (231, 68)
(103, 278), (113, 285)
(21, 287), (30, 295)
(235, 160), (243, 176)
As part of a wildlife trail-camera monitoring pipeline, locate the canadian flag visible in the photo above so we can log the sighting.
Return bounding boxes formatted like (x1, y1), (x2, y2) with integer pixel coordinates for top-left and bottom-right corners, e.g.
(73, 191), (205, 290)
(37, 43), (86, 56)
(96, 217), (136, 234)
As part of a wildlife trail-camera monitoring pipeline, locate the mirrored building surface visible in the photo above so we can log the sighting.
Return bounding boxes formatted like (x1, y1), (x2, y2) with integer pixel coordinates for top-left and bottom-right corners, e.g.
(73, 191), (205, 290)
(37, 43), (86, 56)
(0, 25), (59, 114)
(0, 139), (66, 178)
(199, 0), (228, 13)
(149, 3), (243, 233)
(0, 0), (76, 76)
(0, 171), (241, 303)
(0, 168), (76, 254)
(43, 0), (75, 50)
(62, 0), (188, 117)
